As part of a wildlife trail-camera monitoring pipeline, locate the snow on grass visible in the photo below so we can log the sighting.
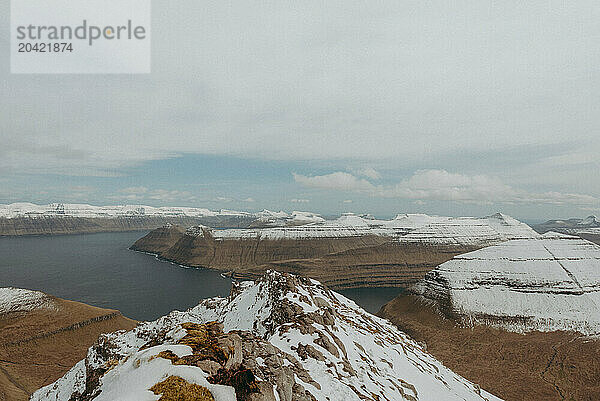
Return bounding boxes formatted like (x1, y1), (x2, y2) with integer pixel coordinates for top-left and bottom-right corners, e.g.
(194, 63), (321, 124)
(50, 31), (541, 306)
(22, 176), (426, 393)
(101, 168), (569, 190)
(0, 287), (57, 314)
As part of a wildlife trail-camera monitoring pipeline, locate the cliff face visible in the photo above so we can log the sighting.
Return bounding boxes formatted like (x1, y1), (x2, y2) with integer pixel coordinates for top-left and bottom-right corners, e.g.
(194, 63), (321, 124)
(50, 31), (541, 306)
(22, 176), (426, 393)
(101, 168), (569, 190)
(32, 272), (501, 401)
(0, 216), (233, 236)
(378, 232), (600, 400)
(0, 288), (136, 401)
(131, 225), (474, 289)
(0, 203), (322, 236)
(413, 233), (600, 334)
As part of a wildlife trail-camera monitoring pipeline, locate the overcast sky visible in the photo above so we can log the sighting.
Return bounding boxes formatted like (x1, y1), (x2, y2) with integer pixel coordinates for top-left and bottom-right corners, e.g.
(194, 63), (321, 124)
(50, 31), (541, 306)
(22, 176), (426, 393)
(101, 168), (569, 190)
(1, 1), (599, 220)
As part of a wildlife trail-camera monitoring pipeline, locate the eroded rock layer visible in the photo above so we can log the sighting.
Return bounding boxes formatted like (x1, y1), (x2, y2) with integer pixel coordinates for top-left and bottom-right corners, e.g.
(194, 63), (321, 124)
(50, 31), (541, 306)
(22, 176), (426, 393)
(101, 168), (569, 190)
(131, 213), (539, 289)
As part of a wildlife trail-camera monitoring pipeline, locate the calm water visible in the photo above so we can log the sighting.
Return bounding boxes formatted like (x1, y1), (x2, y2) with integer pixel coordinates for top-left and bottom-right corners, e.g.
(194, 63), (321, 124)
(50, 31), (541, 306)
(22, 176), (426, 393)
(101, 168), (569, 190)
(0, 232), (402, 320)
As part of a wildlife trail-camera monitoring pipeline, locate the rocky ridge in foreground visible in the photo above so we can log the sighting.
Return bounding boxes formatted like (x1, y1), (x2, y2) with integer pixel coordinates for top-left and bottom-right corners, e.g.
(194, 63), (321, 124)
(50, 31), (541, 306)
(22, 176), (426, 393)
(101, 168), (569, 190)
(32, 272), (501, 401)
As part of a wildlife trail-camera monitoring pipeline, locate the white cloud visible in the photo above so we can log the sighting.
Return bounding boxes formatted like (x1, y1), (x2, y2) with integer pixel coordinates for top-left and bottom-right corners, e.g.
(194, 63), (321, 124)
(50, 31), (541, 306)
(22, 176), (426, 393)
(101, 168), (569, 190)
(350, 167), (381, 180)
(379, 170), (517, 203)
(294, 169), (600, 207)
(110, 187), (195, 203)
(120, 186), (149, 195)
(293, 172), (374, 191)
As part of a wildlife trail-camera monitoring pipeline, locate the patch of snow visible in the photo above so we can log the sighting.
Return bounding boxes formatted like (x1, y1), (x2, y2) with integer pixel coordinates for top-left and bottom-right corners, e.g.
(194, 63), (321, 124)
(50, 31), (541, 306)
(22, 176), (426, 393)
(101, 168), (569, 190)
(0, 287), (57, 314)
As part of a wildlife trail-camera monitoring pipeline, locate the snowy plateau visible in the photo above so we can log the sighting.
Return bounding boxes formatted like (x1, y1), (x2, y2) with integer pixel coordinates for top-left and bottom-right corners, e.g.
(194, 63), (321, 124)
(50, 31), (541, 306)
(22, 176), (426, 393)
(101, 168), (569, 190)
(414, 232), (600, 335)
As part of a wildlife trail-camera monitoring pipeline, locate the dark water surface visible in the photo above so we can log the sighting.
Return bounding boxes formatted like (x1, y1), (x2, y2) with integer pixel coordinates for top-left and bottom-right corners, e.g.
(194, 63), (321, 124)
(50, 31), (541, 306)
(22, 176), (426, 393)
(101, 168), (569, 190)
(0, 232), (402, 320)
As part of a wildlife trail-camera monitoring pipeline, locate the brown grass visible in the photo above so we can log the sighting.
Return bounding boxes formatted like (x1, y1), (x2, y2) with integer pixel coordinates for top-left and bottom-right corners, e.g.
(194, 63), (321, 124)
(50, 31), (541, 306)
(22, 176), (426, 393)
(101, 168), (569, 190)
(150, 376), (215, 401)
(0, 296), (136, 401)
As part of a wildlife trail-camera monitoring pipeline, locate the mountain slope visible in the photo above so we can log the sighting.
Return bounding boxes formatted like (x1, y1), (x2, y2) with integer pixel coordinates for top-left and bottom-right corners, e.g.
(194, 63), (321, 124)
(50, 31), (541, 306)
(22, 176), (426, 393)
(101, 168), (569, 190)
(533, 216), (600, 245)
(32, 272), (501, 401)
(378, 295), (600, 401)
(0, 203), (320, 236)
(0, 288), (136, 401)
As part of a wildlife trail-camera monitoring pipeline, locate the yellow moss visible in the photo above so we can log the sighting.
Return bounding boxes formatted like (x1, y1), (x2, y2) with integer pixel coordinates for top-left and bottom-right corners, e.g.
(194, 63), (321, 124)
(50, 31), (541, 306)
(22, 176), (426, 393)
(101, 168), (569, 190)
(156, 350), (181, 363)
(177, 322), (228, 364)
(104, 359), (119, 373)
(150, 376), (215, 401)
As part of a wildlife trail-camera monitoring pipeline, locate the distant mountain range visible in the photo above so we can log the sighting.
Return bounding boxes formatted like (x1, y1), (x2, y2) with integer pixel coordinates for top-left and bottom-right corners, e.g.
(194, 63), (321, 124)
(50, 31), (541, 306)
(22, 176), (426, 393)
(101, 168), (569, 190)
(0, 203), (325, 235)
(534, 215), (600, 232)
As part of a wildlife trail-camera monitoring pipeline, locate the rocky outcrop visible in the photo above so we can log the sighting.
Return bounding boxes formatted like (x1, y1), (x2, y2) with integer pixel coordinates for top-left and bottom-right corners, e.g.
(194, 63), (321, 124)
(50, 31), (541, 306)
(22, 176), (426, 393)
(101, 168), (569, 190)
(32, 272), (501, 401)
(0, 288), (136, 401)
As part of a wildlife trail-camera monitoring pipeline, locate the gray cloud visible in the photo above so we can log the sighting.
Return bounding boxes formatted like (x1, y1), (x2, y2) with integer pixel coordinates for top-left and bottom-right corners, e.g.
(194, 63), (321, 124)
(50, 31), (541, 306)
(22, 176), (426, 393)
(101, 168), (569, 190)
(1, 1), (600, 216)
(295, 169), (600, 207)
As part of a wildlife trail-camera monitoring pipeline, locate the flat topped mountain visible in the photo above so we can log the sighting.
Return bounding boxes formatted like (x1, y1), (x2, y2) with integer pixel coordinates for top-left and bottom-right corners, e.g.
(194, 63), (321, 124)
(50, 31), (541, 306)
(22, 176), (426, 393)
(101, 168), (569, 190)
(0, 203), (323, 235)
(132, 212), (539, 289)
(414, 235), (600, 335)
(0, 288), (135, 401)
(33, 271), (500, 401)
(396, 213), (539, 246)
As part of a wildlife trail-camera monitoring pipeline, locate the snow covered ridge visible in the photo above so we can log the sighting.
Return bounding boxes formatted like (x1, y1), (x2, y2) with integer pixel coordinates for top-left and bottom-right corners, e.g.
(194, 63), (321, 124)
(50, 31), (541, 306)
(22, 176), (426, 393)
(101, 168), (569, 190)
(0, 287), (57, 314)
(32, 272), (501, 401)
(0, 202), (251, 219)
(185, 212), (539, 244)
(414, 236), (600, 335)
(395, 213), (539, 246)
(0, 203), (329, 227)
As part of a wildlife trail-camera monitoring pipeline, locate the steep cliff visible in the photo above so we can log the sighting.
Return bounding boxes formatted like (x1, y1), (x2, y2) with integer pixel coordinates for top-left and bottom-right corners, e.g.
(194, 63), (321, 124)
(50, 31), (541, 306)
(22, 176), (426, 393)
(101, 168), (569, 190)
(413, 233), (600, 334)
(131, 213), (539, 289)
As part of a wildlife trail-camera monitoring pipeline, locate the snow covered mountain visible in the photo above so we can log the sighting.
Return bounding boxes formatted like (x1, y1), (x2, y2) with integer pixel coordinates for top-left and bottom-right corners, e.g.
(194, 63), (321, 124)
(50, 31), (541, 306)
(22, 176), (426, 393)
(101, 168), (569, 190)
(32, 272), (501, 401)
(395, 213), (539, 246)
(414, 234), (600, 335)
(182, 212), (539, 244)
(0, 202), (251, 219)
(0, 203), (325, 236)
(534, 215), (600, 235)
